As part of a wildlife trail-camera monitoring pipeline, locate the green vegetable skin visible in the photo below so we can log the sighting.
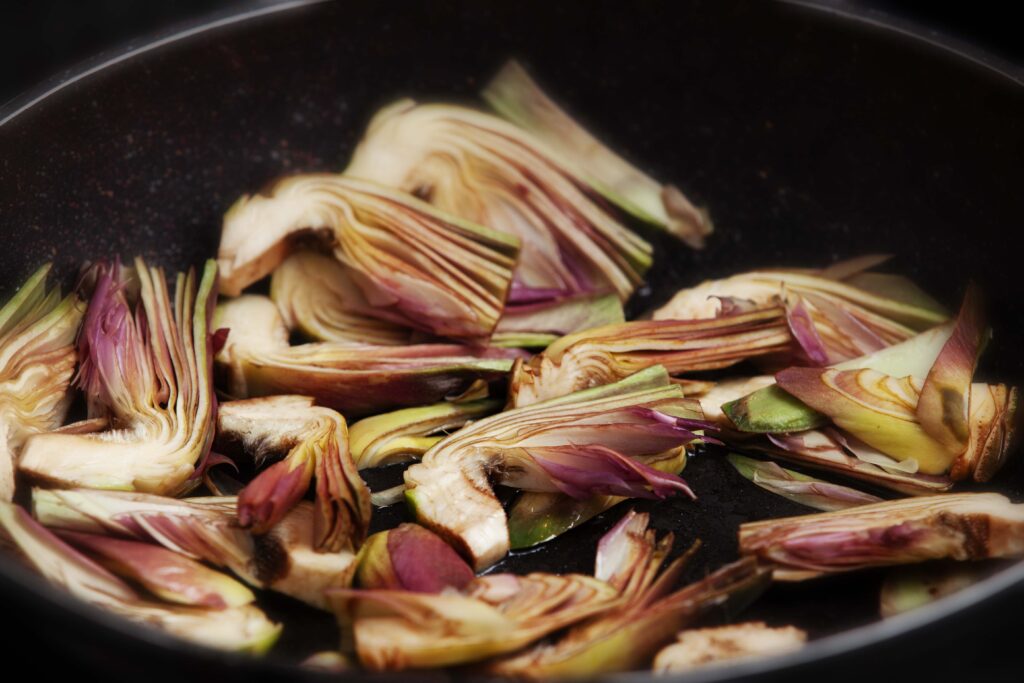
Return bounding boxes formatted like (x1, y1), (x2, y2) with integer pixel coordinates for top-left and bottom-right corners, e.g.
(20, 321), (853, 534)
(722, 385), (826, 433)
(508, 494), (615, 550)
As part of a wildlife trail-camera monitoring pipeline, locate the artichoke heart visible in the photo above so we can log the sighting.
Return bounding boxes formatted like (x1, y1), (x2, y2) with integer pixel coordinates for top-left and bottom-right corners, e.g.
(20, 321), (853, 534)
(655, 256), (947, 364)
(331, 572), (620, 671)
(722, 288), (1016, 485)
(345, 99), (653, 303)
(739, 492), (1024, 580)
(487, 510), (771, 678)
(59, 529), (256, 609)
(0, 501), (280, 653)
(271, 250), (411, 345)
(19, 259), (217, 495)
(32, 488), (355, 611)
(0, 264), (85, 501)
(214, 295), (519, 417)
(329, 512), (665, 671)
(653, 622), (807, 674)
(349, 398), (503, 470)
(483, 60), (713, 249)
(509, 307), (793, 407)
(354, 523), (474, 592)
(217, 396), (371, 552)
(879, 563), (993, 618)
(507, 447), (687, 550)
(726, 453), (882, 512)
(494, 291), (625, 349)
(751, 428), (954, 496)
(404, 366), (708, 570)
(218, 174), (519, 341)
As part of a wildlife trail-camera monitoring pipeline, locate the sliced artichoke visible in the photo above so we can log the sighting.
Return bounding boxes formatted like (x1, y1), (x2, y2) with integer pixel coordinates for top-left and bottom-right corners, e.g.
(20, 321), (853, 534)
(19, 259), (217, 494)
(349, 398), (502, 470)
(777, 368), (962, 475)
(302, 651), (353, 672)
(270, 250), (410, 345)
(722, 320), (962, 433)
(217, 396), (371, 552)
(751, 429), (953, 496)
(494, 292), (625, 349)
(0, 501), (280, 653)
(739, 492), (1024, 580)
(773, 374), (1016, 482)
(507, 447), (687, 550)
(218, 174), (519, 341)
(695, 375), (776, 426)
(509, 307), (792, 407)
(214, 295), (519, 417)
(354, 523), (474, 593)
(404, 366), (706, 569)
(32, 488), (355, 610)
(769, 285), (991, 475)
(331, 520), (637, 671)
(655, 257), (947, 363)
(653, 622), (807, 674)
(879, 562), (994, 618)
(0, 264), (85, 501)
(724, 290), (1016, 484)
(345, 100), (654, 302)
(58, 529), (255, 608)
(726, 453), (882, 511)
(487, 511), (771, 678)
(330, 571), (619, 671)
(483, 60), (713, 248)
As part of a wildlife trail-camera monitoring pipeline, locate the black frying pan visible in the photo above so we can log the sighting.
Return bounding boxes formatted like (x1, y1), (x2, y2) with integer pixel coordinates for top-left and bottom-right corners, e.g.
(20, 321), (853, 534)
(2, 1), (1023, 680)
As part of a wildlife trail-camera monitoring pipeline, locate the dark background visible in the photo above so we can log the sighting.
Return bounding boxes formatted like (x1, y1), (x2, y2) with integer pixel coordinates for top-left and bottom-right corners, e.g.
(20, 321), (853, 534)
(0, 1), (1021, 682)
(1, 1), (1022, 107)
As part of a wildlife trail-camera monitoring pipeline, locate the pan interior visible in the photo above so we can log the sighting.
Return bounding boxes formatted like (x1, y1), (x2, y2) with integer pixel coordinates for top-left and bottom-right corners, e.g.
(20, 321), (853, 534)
(0, 0), (1022, 672)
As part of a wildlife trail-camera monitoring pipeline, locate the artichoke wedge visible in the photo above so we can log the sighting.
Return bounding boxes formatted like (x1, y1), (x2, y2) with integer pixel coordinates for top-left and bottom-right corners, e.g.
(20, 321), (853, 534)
(214, 295), (520, 417)
(32, 488), (355, 610)
(509, 307), (792, 407)
(354, 523), (474, 592)
(722, 289), (1017, 485)
(752, 429), (954, 496)
(655, 256), (947, 364)
(483, 60), (713, 249)
(494, 292), (625, 350)
(346, 100), (654, 302)
(329, 517), (644, 671)
(330, 572), (620, 671)
(739, 492), (1024, 580)
(217, 396), (371, 552)
(58, 529), (255, 608)
(653, 623), (807, 674)
(218, 174), (519, 341)
(487, 511), (772, 678)
(0, 501), (280, 653)
(271, 250), (411, 345)
(404, 366), (707, 569)
(507, 447), (687, 550)
(879, 562), (994, 618)
(722, 320), (963, 434)
(0, 264), (85, 501)
(19, 259), (217, 495)
(726, 453), (882, 512)
(349, 398), (503, 470)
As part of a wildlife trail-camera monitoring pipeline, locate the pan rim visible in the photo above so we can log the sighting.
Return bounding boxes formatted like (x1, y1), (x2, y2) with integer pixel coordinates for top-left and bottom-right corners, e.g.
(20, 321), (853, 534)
(0, 0), (1021, 679)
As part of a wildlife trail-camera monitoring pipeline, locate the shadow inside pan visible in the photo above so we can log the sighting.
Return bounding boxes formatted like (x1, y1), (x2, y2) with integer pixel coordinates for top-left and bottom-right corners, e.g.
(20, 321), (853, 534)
(0, 0), (1022, 680)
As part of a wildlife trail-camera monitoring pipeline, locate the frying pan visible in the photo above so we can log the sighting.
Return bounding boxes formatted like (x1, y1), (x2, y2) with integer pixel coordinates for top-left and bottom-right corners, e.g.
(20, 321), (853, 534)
(1, 1), (1022, 680)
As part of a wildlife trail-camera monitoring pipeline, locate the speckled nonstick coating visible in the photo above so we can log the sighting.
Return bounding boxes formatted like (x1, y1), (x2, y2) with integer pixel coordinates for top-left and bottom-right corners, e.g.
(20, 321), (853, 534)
(1, 1), (1022, 681)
